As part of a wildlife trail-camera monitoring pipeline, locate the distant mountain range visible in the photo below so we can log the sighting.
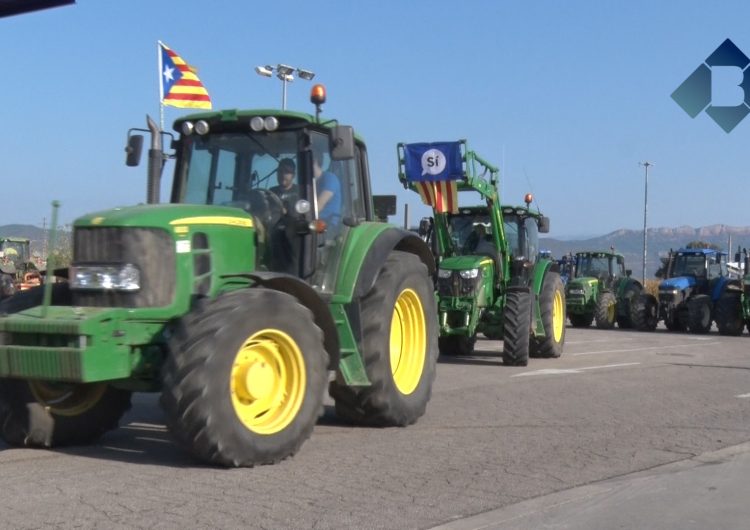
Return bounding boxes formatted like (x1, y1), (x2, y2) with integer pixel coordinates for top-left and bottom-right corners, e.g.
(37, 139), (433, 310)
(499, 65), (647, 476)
(542, 224), (750, 279)
(3, 223), (749, 279)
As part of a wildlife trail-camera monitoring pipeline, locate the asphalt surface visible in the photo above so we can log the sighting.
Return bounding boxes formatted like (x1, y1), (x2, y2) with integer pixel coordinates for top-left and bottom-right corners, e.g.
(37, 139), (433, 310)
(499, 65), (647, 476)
(0, 324), (749, 529)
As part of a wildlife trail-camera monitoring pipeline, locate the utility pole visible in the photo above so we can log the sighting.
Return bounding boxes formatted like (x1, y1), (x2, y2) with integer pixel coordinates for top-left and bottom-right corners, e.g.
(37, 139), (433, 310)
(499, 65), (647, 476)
(640, 161), (652, 283)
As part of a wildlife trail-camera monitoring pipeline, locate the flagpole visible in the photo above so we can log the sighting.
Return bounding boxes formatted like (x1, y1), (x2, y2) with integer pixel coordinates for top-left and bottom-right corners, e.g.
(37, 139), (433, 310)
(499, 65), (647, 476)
(157, 40), (164, 132)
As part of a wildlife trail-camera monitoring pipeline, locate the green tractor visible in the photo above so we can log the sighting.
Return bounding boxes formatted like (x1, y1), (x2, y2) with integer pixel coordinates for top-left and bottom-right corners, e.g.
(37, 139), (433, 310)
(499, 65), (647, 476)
(397, 140), (565, 366)
(565, 251), (644, 329)
(0, 237), (41, 299)
(0, 86), (439, 467)
(711, 247), (750, 336)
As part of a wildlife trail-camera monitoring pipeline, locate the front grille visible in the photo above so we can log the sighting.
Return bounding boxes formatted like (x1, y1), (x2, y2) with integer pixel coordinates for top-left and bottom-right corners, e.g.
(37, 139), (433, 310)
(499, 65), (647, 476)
(72, 227), (175, 308)
(437, 271), (482, 297)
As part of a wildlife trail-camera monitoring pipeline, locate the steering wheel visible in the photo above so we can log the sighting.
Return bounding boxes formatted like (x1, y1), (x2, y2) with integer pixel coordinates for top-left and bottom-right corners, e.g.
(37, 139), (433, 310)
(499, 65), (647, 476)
(247, 189), (285, 227)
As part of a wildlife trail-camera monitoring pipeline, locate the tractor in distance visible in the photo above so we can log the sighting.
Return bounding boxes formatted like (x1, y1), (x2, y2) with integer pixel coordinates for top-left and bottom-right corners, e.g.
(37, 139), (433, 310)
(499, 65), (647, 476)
(565, 250), (644, 329)
(631, 247), (731, 333)
(0, 237), (41, 299)
(397, 140), (565, 366)
(0, 85), (440, 467)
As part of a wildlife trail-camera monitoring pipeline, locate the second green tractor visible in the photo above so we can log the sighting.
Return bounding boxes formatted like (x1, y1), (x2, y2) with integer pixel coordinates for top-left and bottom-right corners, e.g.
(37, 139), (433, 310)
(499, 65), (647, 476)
(565, 250), (644, 329)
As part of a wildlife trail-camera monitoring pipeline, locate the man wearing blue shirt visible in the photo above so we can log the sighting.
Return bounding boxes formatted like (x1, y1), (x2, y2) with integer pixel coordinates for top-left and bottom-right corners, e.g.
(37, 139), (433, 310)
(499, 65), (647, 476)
(313, 152), (341, 234)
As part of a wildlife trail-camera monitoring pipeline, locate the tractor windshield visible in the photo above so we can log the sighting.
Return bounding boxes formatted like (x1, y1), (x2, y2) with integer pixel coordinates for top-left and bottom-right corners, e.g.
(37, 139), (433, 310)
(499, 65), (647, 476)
(670, 254), (707, 278)
(177, 131), (305, 221)
(575, 253), (613, 279)
(447, 213), (492, 255)
(0, 240), (29, 266)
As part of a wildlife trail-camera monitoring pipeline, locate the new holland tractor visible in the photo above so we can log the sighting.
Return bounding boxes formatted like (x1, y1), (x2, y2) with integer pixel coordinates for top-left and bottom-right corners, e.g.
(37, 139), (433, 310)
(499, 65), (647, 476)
(565, 250), (644, 329)
(0, 86), (439, 467)
(397, 140), (565, 366)
(0, 237), (41, 299)
(632, 247), (731, 333)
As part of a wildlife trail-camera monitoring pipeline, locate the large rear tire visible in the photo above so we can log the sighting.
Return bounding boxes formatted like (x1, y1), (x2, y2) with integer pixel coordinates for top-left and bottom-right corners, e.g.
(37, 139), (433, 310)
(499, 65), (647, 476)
(632, 293), (658, 331)
(616, 283), (642, 328)
(502, 290), (531, 366)
(687, 295), (712, 334)
(595, 291), (617, 329)
(329, 251), (438, 427)
(715, 291), (743, 336)
(160, 289), (328, 467)
(531, 272), (565, 358)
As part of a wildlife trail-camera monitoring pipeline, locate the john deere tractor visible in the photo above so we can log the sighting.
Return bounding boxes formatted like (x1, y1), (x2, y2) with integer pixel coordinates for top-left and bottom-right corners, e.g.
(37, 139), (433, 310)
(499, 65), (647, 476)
(632, 247), (731, 333)
(565, 250), (644, 329)
(0, 86), (439, 467)
(398, 140), (565, 366)
(712, 247), (750, 336)
(0, 237), (41, 299)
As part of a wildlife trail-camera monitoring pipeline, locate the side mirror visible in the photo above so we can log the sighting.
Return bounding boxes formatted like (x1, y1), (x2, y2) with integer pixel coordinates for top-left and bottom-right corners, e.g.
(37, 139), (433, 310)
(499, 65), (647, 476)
(372, 195), (397, 222)
(126, 134), (144, 167)
(418, 217), (432, 237)
(330, 125), (355, 160)
(538, 216), (550, 234)
(625, 269), (632, 277)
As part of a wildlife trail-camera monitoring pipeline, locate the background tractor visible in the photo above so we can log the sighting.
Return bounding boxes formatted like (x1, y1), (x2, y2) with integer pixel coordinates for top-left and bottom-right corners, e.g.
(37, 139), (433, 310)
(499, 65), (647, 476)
(0, 237), (41, 299)
(565, 250), (644, 329)
(712, 247), (750, 336)
(398, 140), (565, 366)
(632, 247), (731, 333)
(0, 86), (439, 467)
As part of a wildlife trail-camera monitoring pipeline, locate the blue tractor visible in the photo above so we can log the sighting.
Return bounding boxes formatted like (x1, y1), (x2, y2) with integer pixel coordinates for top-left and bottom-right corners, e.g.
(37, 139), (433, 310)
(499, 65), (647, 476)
(632, 248), (731, 333)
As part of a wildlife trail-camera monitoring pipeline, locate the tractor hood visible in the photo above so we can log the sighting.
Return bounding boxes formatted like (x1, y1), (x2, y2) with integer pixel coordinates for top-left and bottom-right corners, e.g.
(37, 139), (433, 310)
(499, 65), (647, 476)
(566, 277), (596, 293)
(439, 255), (493, 271)
(75, 203), (254, 230)
(659, 276), (695, 292)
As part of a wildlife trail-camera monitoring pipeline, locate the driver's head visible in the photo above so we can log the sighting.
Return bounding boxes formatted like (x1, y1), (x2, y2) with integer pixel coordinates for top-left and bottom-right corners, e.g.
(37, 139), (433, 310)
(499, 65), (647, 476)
(277, 158), (296, 190)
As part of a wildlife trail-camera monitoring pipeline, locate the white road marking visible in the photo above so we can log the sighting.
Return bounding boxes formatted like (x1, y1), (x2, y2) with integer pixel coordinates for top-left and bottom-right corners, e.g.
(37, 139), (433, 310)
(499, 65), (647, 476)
(565, 338), (633, 345)
(512, 362), (641, 377)
(572, 341), (722, 356)
(736, 393), (750, 399)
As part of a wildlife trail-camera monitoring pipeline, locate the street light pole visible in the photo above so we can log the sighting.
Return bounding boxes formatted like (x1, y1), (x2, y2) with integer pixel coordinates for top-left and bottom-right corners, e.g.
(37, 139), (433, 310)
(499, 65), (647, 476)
(640, 161), (652, 283)
(254, 64), (315, 110)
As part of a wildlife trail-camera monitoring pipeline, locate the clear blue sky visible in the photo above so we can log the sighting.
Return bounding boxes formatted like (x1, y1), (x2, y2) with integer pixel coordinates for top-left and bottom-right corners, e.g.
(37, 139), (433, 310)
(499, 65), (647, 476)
(2, 0), (749, 238)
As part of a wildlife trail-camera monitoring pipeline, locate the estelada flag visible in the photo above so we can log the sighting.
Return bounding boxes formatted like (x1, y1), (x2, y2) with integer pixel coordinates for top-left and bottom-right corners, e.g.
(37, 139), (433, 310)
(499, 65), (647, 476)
(403, 142), (464, 214)
(159, 41), (212, 109)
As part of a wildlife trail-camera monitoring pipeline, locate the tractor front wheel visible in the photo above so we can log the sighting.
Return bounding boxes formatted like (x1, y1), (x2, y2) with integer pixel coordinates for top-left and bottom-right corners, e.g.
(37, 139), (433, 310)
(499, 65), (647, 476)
(616, 284), (642, 328)
(160, 289), (328, 467)
(531, 272), (565, 358)
(502, 289), (532, 366)
(0, 380), (131, 447)
(329, 251), (438, 427)
(632, 294), (658, 331)
(438, 335), (476, 356)
(687, 295), (712, 334)
(595, 291), (617, 329)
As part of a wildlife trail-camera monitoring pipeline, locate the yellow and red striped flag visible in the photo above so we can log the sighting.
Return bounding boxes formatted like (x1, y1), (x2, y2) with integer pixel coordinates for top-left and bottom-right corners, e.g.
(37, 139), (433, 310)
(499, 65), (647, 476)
(414, 181), (459, 214)
(159, 41), (212, 109)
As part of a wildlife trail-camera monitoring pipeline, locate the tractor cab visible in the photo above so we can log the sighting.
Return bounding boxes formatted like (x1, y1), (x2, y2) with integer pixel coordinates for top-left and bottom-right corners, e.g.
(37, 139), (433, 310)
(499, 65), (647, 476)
(573, 251), (627, 287)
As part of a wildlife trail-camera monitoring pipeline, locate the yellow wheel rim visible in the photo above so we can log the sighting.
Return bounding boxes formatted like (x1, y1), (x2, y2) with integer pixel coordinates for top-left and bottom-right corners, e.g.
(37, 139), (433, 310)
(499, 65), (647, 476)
(390, 288), (426, 395)
(29, 381), (107, 417)
(230, 329), (306, 435)
(607, 299), (616, 322)
(552, 288), (564, 342)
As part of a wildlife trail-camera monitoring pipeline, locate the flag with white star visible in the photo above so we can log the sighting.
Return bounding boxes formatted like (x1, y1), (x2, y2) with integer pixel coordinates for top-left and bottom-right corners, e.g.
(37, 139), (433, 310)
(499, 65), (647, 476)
(159, 41), (212, 109)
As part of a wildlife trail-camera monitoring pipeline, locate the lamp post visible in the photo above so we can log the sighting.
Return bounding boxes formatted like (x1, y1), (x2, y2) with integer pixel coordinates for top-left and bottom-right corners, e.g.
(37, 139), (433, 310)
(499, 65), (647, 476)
(254, 64), (316, 110)
(640, 161), (653, 283)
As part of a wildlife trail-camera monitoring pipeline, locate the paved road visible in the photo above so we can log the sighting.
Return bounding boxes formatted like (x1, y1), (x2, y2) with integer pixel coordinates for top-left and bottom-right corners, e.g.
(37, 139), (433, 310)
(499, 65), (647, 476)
(0, 325), (749, 529)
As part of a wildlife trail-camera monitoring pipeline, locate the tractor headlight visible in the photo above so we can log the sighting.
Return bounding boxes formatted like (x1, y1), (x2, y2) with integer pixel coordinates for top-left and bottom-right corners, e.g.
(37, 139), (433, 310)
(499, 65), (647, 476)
(437, 268), (453, 279)
(70, 264), (141, 292)
(568, 288), (585, 295)
(459, 268), (479, 279)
